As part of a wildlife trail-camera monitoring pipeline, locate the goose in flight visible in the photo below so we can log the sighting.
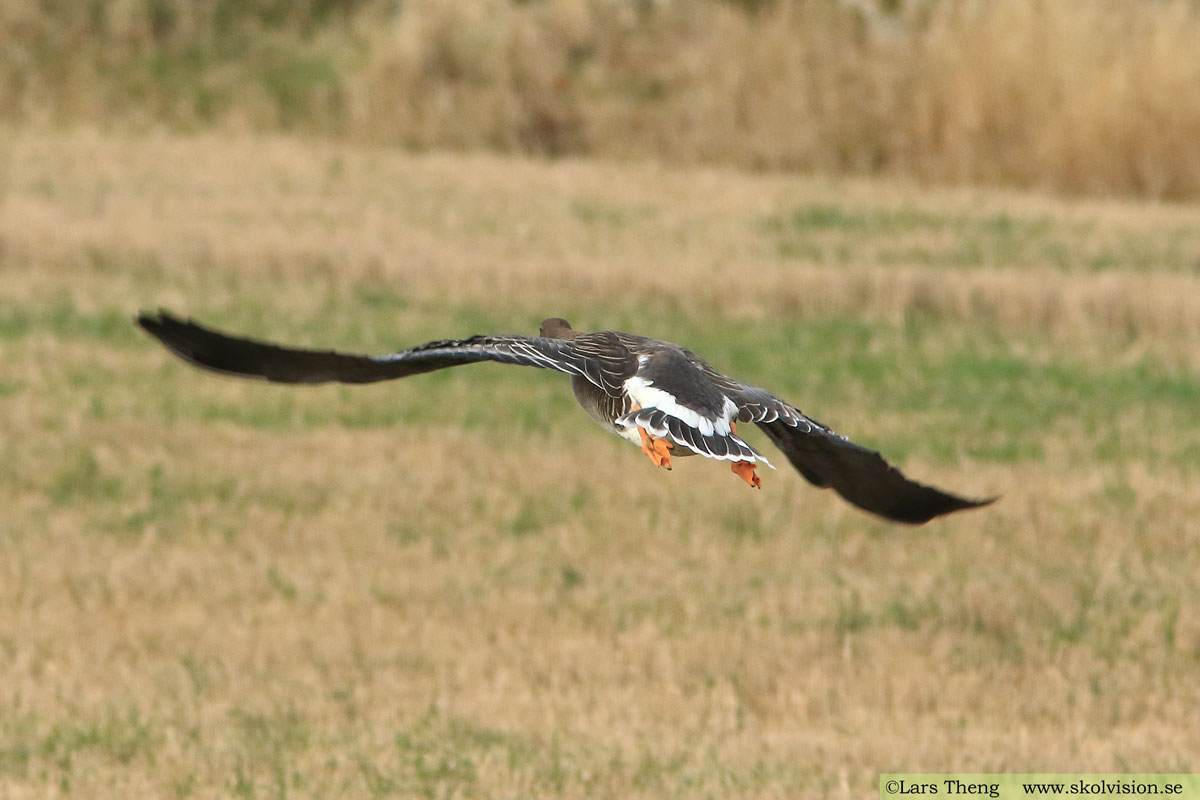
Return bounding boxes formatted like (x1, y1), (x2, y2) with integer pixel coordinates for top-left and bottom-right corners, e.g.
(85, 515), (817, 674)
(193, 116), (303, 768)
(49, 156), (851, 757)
(136, 311), (994, 524)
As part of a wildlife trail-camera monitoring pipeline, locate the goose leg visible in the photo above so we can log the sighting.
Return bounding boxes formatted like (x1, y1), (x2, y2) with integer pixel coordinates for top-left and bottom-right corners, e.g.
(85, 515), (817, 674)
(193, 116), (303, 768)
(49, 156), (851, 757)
(637, 426), (673, 470)
(727, 421), (761, 486)
(731, 461), (761, 488)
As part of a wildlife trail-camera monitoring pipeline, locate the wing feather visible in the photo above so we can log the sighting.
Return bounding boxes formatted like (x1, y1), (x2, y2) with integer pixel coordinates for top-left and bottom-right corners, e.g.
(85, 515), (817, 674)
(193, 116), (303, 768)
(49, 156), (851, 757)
(616, 407), (769, 465)
(756, 419), (996, 524)
(136, 310), (635, 392)
(694, 359), (994, 523)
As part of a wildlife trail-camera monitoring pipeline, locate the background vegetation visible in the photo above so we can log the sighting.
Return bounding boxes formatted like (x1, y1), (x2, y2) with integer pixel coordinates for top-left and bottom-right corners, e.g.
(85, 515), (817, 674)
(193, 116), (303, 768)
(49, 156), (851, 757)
(5, 0), (1200, 198)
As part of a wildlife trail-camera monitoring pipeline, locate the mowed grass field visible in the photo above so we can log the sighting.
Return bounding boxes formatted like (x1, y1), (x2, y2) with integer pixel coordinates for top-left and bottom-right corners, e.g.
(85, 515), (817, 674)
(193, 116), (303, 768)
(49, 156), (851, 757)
(2, 129), (1200, 798)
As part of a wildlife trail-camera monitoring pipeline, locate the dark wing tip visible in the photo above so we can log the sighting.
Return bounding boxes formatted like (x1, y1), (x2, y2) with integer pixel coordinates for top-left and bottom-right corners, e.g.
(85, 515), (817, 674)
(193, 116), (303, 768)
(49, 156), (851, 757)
(134, 307), (172, 337)
(135, 308), (194, 340)
(136, 309), (196, 356)
(756, 419), (998, 525)
(135, 308), (273, 378)
(135, 308), (194, 356)
(883, 488), (999, 525)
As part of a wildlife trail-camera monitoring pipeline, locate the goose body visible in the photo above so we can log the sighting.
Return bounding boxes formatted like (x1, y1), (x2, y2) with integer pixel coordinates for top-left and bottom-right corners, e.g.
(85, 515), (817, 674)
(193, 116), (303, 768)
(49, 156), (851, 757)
(137, 311), (995, 524)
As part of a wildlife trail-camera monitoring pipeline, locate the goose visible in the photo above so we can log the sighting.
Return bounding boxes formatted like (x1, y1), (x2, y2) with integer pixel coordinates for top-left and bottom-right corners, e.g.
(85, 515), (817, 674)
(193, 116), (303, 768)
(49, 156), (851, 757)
(136, 311), (994, 524)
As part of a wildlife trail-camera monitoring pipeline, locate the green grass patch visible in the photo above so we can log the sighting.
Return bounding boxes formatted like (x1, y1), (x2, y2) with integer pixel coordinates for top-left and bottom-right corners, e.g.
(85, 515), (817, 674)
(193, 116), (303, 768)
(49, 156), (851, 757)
(570, 197), (656, 228)
(762, 204), (1200, 273)
(0, 297), (143, 345)
(26, 705), (158, 786)
(49, 450), (124, 507)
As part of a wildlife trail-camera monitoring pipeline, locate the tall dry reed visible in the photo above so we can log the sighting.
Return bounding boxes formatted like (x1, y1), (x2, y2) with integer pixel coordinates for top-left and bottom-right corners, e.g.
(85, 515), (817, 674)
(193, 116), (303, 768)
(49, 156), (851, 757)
(5, 0), (1200, 198)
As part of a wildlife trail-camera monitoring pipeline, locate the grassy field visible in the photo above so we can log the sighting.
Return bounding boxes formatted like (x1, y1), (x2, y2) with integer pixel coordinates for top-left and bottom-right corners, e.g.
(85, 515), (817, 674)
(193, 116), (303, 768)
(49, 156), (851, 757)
(2, 128), (1200, 798)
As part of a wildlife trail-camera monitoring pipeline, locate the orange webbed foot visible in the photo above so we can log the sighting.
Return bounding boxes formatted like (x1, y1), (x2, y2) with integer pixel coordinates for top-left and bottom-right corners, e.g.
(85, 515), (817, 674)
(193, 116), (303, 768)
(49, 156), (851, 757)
(637, 427), (673, 470)
(731, 460), (761, 488)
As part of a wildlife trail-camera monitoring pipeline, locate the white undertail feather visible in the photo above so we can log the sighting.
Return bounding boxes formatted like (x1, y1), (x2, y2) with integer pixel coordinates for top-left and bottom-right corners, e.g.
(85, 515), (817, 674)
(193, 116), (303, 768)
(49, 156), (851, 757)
(621, 376), (772, 466)
(623, 376), (734, 437)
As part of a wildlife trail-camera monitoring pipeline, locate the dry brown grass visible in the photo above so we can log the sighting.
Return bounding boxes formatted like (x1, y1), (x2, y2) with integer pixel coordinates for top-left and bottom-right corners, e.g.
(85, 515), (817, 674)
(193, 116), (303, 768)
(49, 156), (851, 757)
(7, 128), (1200, 363)
(2, 129), (1199, 797)
(6, 0), (1200, 198)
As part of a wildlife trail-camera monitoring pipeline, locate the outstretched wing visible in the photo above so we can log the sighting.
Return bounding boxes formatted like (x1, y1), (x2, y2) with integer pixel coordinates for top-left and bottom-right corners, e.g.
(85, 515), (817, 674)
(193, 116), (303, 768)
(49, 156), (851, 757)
(136, 310), (636, 393)
(755, 419), (996, 524)
(697, 362), (995, 524)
